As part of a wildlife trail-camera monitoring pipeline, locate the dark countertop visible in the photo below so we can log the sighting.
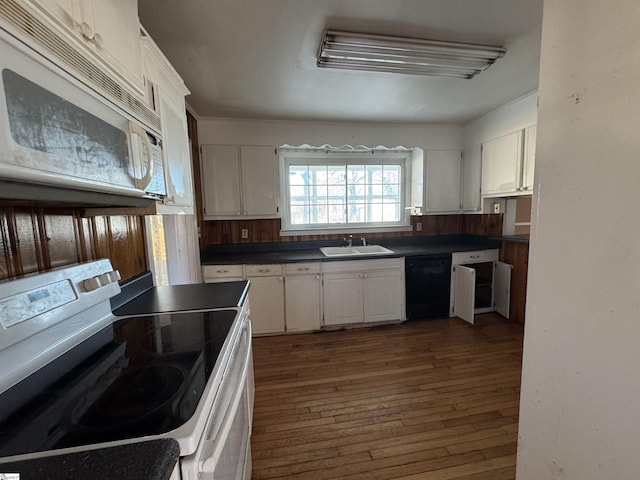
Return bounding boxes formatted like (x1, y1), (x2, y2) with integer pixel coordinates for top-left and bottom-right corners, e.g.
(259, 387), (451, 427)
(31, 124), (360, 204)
(201, 235), (502, 265)
(113, 280), (250, 316)
(495, 234), (530, 244)
(0, 439), (179, 480)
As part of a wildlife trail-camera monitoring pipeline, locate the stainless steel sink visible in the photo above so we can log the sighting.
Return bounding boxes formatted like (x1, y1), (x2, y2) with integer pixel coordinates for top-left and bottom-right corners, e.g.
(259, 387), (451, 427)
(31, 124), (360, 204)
(319, 245), (394, 257)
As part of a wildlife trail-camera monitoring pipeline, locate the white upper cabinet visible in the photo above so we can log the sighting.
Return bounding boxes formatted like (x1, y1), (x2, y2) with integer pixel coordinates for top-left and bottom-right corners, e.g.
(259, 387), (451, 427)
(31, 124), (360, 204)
(481, 126), (537, 197)
(240, 146), (279, 217)
(481, 130), (524, 197)
(522, 125), (537, 191)
(461, 145), (482, 212)
(142, 35), (194, 213)
(23, 0), (144, 94)
(201, 145), (278, 219)
(424, 150), (462, 213)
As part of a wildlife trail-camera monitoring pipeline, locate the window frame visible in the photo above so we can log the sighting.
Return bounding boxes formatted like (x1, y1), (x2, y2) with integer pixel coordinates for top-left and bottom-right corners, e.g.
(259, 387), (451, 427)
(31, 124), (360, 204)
(279, 149), (413, 235)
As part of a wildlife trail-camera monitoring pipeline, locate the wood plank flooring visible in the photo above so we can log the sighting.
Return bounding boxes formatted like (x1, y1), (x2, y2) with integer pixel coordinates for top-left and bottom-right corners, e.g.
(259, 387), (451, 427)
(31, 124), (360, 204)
(250, 314), (524, 479)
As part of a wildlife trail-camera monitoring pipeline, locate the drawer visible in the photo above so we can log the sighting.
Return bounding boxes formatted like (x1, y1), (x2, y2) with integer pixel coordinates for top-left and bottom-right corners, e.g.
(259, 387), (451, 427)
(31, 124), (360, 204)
(284, 262), (321, 275)
(452, 249), (499, 265)
(245, 264), (283, 277)
(202, 264), (244, 279)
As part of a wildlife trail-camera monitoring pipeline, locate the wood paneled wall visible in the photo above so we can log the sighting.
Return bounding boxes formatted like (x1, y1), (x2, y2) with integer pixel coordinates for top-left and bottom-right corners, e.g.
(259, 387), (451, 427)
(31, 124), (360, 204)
(499, 240), (530, 324)
(200, 213), (503, 246)
(0, 207), (147, 282)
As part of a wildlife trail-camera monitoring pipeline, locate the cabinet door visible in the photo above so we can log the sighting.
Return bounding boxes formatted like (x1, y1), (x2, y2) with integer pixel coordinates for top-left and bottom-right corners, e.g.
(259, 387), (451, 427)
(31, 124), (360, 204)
(285, 274), (322, 332)
(85, 0), (143, 92)
(481, 130), (524, 196)
(28, 0), (143, 92)
(322, 273), (363, 326)
(246, 276), (285, 335)
(201, 145), (241, 217)
(240, 146), (278, 216)
(461, 145), (482, 212)
(424, 150), (461, 213)
(522, 125), (537, 192)
(453, 265), (476, 324)
(143, 40), (193, 212)
(363, 270), (403, 323)
(494, 261), (512, 319)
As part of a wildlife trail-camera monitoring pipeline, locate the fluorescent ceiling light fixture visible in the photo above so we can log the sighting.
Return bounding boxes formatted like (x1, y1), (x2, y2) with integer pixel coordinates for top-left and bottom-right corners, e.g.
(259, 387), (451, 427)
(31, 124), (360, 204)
(317, 30), (506, 79)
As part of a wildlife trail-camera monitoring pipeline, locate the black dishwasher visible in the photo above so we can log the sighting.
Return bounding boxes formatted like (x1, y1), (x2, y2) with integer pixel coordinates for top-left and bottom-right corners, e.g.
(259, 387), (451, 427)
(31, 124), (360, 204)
(405, 255), (452, 320)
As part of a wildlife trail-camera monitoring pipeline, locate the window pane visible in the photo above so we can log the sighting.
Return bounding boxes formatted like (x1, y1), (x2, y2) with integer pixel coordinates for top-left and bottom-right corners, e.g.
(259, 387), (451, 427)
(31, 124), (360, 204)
(290, 205), (308, 225)
(310, 185), (328, 200)
(366, 165), (383, 184)
(368, 203), (383, 222)
(308, 202), (327, 224)
(289, 166), (308, 186)
(289, 184), (308, 200)
(382, 165), (401, 184)
(347, 202), (366, 223)
(328, 204), (346, 223)
(327, 165), (346, 184)
(383, 184), (400, 201)
(383, 203), (401, 221)
(327, 185), (345, 203)
(309, 165), (328, 185)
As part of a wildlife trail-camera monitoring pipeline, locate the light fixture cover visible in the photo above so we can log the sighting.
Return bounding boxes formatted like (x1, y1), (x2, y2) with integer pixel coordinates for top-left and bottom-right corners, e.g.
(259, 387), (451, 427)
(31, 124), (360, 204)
(317, 30), (506, 79)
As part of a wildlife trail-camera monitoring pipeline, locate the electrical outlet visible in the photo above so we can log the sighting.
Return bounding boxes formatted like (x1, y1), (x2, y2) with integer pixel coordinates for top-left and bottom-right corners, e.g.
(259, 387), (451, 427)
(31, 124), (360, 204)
(493, 203), (501, 214)
(241, 228), (248, 239)
(416, 222), (422, 231)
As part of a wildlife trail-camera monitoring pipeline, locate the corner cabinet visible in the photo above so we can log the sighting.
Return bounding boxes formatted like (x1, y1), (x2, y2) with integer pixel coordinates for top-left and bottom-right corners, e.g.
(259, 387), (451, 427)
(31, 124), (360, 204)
(481, 125), (536, 197)
(142, 35), (194, 214)
(322, 258), (404, 327)
(201, 145), (278, 219)
(450, 250), (512, 324)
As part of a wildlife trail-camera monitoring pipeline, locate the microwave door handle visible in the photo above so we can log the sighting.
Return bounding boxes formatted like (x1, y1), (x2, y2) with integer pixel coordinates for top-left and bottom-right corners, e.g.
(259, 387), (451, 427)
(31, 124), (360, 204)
(129, 121), (154, 190)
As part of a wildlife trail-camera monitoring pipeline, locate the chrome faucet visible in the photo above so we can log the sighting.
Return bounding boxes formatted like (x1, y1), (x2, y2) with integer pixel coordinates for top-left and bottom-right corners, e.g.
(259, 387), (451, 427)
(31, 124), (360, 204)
(344, 235), (353, 247)
(361, 237), (367, 246)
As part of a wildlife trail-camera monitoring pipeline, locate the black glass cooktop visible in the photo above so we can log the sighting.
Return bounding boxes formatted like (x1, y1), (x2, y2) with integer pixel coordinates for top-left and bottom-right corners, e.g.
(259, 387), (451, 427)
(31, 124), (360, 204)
(0, 310), (237, 458)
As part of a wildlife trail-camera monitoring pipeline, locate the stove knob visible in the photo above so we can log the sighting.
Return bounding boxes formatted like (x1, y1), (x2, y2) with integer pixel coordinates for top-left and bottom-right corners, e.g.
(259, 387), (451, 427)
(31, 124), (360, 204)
(107, 270), (122, 283)
(83, 276), (102, 291)
(97, 273), (111, 285)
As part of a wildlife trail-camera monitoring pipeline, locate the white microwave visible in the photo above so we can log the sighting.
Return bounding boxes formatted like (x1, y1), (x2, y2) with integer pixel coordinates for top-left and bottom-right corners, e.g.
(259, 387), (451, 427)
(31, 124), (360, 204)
(0, 29), (166, 199)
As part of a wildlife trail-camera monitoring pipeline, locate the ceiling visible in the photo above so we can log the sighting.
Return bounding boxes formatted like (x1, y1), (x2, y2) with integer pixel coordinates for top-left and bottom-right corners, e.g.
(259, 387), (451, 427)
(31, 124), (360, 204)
(138, 0), (543, 125)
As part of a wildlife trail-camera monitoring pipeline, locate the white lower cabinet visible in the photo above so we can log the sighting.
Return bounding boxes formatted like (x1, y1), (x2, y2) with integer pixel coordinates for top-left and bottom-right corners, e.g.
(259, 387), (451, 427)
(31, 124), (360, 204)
(322, 258), (405, 327)
(450, 250), (512, 324)
(284, 263), (322, 332)
(245, 265), (285, 335)
(202, 257), (405, 334)
(202, 265), (243, 283)
(323, 272), (364, 326)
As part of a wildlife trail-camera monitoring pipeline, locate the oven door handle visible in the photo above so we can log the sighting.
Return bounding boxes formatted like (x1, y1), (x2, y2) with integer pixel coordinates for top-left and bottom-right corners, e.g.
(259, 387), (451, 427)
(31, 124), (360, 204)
(199, 323), (252, 474)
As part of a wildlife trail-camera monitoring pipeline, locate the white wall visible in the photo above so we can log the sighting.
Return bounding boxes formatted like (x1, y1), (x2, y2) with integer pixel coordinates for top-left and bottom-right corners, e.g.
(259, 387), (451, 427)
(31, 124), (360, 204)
(463, 91), (538, 147)
(197, 117), (462, 151)
(517, 1), (640, 479)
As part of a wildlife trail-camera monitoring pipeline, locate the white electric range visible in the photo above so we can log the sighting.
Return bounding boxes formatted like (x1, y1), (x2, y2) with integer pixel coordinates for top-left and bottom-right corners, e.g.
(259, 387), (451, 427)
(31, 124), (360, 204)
(0, 259), (253, 480)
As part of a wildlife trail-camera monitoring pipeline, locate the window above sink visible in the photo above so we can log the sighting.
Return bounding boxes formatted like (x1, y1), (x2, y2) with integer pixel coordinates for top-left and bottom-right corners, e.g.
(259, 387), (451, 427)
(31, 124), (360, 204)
(279, 145), (416, 235)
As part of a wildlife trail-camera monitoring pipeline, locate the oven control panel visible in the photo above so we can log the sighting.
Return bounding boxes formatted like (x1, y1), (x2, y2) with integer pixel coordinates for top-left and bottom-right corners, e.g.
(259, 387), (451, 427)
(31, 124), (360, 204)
(0, 279), (77, 328)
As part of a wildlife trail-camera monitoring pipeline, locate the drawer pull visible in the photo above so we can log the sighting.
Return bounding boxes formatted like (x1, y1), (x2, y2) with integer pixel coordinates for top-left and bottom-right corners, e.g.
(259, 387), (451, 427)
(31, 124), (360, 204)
(258, 268), (271, 273)
(469, 255), (480, 259)
(216, 269), (229, 273)
(297, 267), (310, 271)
